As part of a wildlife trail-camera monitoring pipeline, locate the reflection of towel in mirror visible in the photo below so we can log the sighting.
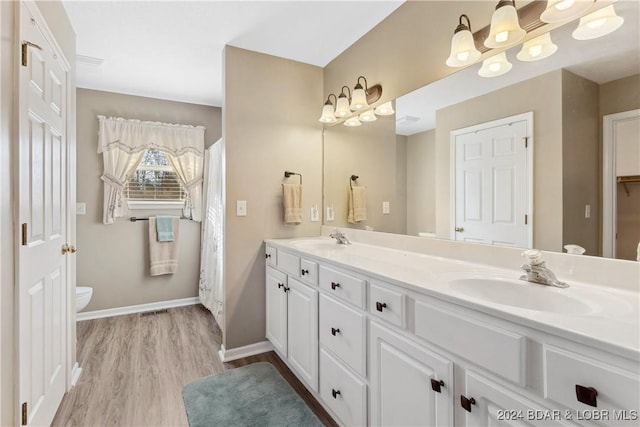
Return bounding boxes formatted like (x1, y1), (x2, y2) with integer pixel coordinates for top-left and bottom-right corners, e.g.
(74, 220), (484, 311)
(348, 186), (367, 223)
(282, 183), (303, 224)
(149, 216), (179, 276)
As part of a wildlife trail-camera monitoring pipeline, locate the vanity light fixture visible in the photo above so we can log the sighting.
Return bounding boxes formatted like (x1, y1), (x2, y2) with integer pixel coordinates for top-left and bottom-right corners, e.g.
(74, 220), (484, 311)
(374, 101), (395, 116)
(344, 116), (362, 127)
(485, 0), (526, 49)
(478, 51), (512, 77)
(359, 110), (377, 122)
(446, 14), (482, 67)
(540, 0), (594, 24)
(350, 76), (370, 111)
(572, 5), (624, 40)
(335, 86), (352, 118)
(516, 32), (558, 61)
(318, 94), (338, 123)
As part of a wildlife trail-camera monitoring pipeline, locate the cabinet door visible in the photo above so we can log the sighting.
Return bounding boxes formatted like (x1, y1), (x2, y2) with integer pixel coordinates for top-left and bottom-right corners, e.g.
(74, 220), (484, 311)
(370, 321), (453, 426)
(463, 371), (571, 426)
(266, 266), (287, 356)
(287, 278), (319, 392)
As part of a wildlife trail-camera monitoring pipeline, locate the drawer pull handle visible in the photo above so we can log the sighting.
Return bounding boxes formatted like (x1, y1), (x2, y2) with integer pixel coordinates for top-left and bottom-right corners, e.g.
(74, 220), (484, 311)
(431, 379), (445, 393)
(331, 389), (341, 399)
(277, 283), (284, 289)
(301, 269), (309, 275)
(376, 301), (387, 312)
(331, 327), (340, 336)
(283, 287), (290, 293)
(331, 282), (340, 290)
(460, 395), (476, 412)
(575, 385), (598, 407)
(265, 253), (271, 259)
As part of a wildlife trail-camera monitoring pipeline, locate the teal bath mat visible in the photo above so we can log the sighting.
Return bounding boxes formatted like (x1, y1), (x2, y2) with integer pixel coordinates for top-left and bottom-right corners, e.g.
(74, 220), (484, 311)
(182, 362), (323, 427)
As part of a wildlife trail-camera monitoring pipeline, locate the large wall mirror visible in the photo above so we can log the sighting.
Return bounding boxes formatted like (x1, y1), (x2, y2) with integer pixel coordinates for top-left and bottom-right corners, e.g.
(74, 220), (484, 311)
(323, 1), (639, 260)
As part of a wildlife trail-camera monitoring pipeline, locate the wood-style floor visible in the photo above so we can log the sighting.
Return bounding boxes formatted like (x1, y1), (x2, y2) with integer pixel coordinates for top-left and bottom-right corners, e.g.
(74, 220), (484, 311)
(52, 305), (337, 427)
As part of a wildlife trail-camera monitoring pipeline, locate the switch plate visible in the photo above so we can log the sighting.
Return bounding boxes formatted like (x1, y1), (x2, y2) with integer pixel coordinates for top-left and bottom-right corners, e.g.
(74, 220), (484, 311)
(76, 202), (86, 215)
(382, 201), (390, 215)
(326, 206), (335, 222)
(311, 205), (319, 222)
(585, 204), (591, 219)
(236, 200), (247, 217)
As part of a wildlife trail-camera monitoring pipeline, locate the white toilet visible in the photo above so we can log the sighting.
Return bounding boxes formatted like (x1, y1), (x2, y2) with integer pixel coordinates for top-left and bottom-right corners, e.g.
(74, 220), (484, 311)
(75, 286), (93, 313)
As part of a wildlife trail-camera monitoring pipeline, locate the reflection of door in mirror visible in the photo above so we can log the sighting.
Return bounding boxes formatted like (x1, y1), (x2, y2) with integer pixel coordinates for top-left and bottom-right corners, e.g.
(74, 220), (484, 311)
(452, 113), (532, 248)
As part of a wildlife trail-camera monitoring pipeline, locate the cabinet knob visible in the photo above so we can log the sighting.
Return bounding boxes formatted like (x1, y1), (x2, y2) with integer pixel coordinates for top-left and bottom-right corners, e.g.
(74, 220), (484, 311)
(331, 282), (340, 290)
(575, 385), (598, 407)
(278, 283), (284, 289)
(376, 301), (387, 312)
(331, 327), (340, 336)
(301, 269), (309, 275)
(283, 287), (290, 293)
(455, 226), (464, 232)
(431, 379), (445, 393)
(460, 395), (476, 412)
(265, 253), (271, 259)
(331, 389), (341, 399)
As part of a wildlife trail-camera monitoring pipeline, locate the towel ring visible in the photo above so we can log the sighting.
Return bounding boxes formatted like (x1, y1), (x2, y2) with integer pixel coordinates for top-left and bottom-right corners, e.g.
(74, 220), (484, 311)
(284, 171), (302, 185)
(350, 174), (359, 189)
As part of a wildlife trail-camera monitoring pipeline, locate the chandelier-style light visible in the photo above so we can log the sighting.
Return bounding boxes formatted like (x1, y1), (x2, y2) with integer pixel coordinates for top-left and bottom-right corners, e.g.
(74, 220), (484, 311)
(516, 32), (558, 61)
(318, 94), (338, 123)
(572, 5), (624, 40)
(485, 0), (526, 49)
(478, 52), (513, 77)
(446, 14), (482, 67)
(540, 0), (594, 24)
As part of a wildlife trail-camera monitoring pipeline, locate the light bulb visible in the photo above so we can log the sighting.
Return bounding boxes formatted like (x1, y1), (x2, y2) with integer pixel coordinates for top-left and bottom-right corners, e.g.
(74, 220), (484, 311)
(528, 45), (543, 57)
(587, 18), (607, 29)
(495, 31), (509, 43)
(554, 0), (575, 11)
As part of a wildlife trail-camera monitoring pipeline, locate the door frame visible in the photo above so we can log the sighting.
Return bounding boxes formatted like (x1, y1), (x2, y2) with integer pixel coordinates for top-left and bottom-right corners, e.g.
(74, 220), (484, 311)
(602, 109), (640, 258)
(449, 112), (534, 246)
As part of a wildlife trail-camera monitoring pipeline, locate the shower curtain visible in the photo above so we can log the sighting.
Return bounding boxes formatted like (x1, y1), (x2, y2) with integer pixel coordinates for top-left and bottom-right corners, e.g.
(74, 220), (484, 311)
(199, 139), (224, 329)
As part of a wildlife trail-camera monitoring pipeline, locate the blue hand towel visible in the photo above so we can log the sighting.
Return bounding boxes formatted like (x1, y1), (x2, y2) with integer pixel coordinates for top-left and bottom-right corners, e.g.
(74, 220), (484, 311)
(156, 215), (175, 242)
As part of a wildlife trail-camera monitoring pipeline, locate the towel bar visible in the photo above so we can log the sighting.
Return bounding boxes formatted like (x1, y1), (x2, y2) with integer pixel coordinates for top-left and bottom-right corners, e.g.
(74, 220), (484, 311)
(129, 216), (190, 222)
(284, 171), (302, 185)
(350, 174), (359, 189)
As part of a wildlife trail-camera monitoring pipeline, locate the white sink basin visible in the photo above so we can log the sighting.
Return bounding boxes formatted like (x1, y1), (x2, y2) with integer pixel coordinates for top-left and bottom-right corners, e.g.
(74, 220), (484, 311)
(290, 239), (347, 252)
(448, 278), (594, 314)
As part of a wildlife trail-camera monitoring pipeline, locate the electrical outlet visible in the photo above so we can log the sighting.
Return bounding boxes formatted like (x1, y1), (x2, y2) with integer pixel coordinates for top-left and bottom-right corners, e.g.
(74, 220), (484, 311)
(585, 204), (591, 219)
(76, 202), (86, 215)
(311, 205), (319, 222)
(236, 200), (247, 217)
(382, 201), (390, 214)
(326, 206), (335, 222)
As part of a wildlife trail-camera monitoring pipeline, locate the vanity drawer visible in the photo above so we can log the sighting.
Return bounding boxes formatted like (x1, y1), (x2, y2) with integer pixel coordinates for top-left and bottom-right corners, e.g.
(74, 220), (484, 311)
(265, 245), (277, 267)
(299, 258), (318, 286)
(543, 345), (640, 419)
(320, 348), (367, 427)
(277, 250), (300, 276)
(369, 280), (406, 328)
(319, 294), (367, 377)
(319, 265), (366, 309)
(415, 299), (526, 386)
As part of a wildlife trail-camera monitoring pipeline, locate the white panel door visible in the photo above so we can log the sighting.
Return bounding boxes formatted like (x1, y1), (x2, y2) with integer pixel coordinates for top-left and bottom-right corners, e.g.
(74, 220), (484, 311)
(287, 278), (318, 392)
(370, 322), (453, 427)
(454, 115), (531, 248)
(265, 267), (288, 356)
(18, 3), (70, 426)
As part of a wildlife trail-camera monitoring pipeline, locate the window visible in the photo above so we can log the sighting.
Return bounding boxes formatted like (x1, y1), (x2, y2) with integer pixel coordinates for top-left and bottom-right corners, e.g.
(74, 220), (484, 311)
(125, 149), (186, 208)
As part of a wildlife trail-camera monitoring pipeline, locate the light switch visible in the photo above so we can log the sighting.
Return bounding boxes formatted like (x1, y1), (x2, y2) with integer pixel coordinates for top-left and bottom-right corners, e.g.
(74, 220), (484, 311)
(236, 200), (247, 217)
(326, 206), (335, 222)
(76, 202), (86, 215)
(382, 201), (390, 215)
(311, 205), (319, 222)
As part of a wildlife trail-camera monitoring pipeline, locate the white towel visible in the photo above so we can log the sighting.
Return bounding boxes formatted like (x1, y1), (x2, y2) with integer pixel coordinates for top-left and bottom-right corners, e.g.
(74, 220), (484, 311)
(348, 186), (367, 223)
(282, 183), (303, 224)
(149, 216), (179, 276)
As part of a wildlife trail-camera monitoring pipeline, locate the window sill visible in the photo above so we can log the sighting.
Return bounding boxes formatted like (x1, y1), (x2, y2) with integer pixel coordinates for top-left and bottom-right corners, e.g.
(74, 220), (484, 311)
(127, 201), (185, 210)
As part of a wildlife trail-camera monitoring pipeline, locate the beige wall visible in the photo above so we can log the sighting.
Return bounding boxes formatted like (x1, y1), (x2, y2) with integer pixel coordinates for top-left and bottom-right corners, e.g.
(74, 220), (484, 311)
(436, 70), (564, 250)
(76, 89), (222, 311)
(223, 46), (323, 350)
(561, 70), (599, 255)
(406, 129), (436, 236)
(323, 117), (406, 234)
(600, 74), (640, 117)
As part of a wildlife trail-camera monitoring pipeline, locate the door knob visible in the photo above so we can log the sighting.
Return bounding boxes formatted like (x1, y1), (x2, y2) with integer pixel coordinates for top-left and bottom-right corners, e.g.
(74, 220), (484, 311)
(61, 244), (70, 254)
(455, 227), (464, 232)
(69, 245), (77, 253)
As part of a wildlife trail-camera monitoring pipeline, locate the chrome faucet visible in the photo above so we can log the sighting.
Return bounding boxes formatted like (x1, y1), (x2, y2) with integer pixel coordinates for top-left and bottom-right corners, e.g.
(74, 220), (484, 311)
(330, 229), (351, 245)
(519, 250), (568, 288)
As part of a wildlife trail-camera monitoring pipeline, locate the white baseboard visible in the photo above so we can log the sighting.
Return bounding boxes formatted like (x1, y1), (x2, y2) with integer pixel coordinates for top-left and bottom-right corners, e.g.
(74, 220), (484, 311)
(77, 297), (199, 321)
(71, 362), (82, 386)
(218, 340), (273, 362)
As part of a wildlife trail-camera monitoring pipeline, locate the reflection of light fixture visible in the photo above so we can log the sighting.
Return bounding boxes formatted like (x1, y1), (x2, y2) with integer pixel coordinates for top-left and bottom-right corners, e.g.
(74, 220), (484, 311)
(335, 86), (351, 117)
(446, 14), (481, 67)
(540, 0), (594, 24)
(374, 101), (394, 116)
(350, 76), (370, 111)
(344, 117), (362, 127)
(359, 110), (377, 122)
(572, 5), (623, 40)
(478, 52), (512, 77)
(318, 94), (337, 123)
(517, 32), (558, 61)
(485, 0), (526, 49)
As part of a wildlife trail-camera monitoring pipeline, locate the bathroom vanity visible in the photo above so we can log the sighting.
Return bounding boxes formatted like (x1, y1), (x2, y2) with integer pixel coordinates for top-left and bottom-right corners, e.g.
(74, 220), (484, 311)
(264, 232), (639, 426)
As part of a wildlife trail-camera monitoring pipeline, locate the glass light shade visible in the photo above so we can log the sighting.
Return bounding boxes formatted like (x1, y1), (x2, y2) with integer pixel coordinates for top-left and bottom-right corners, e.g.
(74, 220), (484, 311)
(344, 117), (362, 127)
(359, 110), (377, 122)
(350, 86), (368, 110)
(540, 0), (594, 24)
(318, 103), (337, 123)
(446, 29), (481, 67)
(517, 33), (558, 61)
(484, 3), (526, 49)
(478, 52), (513, 77)
(572, 5), (624, 40)
(335, 94), (351, 117)
(374, 101), (395, 116)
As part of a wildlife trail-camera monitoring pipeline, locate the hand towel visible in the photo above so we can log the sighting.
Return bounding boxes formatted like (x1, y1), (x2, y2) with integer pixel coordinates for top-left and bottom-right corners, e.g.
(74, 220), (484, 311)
(348, 185), (367, 223)
(282, 183), (303, 224)
(156, 215), (174, 242)
(149, 216), (180, 276)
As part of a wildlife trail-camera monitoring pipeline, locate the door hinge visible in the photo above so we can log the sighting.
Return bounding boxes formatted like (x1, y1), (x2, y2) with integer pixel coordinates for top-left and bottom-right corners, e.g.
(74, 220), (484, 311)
(21, 402), (27, 425)
(524, 137), (529, 148)
(525, 214), (528, 225)
(21, 41), (43, 67)
(21, 223), (27, 246)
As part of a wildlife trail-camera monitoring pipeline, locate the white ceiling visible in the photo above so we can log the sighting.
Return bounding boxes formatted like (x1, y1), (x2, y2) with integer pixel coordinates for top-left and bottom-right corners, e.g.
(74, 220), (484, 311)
(396, 0), (640, 136)
(62, 0), (404, 107)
